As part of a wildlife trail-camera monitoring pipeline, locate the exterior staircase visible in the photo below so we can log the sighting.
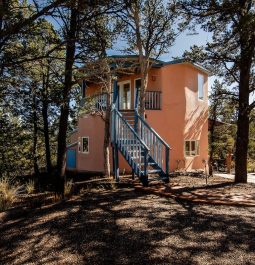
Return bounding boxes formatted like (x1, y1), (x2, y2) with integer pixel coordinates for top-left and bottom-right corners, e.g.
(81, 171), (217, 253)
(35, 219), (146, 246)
(120, 110), (136, 128)
(111, 82), (170, 186)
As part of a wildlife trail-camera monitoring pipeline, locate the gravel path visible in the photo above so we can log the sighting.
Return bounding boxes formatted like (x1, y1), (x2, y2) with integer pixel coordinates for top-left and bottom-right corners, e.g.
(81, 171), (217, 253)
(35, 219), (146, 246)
(1, 187), (255, 265)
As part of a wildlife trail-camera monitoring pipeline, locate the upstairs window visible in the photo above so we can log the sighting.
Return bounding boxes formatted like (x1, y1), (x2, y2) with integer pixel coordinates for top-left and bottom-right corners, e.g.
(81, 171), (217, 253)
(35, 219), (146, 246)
(198, 74), (204, 100)
(185, 140), (199, 157)
(82, 137), (89, 154)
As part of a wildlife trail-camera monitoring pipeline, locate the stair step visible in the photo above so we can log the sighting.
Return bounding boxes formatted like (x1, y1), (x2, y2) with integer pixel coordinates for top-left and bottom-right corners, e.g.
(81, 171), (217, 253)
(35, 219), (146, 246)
(131, 157), (144, 160)
(148, 169), (162, 174)
(148, 176), (169, 183)
(141, 169), (162, 174)
(137, 162), (157, 167)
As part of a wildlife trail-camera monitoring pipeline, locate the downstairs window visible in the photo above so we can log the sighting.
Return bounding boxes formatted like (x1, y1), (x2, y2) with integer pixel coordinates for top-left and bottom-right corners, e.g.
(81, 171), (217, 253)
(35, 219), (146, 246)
(185, 140), (199, 157)
(82, 137), (89, 154)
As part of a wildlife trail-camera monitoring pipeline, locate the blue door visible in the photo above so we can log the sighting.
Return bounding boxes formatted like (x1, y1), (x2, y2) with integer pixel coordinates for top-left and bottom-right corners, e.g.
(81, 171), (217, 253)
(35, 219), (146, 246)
(67, 149), (76, 169)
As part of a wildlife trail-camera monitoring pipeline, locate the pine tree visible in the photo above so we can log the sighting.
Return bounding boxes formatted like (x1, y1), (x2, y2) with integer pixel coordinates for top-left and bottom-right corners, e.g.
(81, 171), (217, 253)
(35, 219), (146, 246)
(209, 80), (237, 174)
(181, 0), (255, 183)
(120, 0), (183, 116)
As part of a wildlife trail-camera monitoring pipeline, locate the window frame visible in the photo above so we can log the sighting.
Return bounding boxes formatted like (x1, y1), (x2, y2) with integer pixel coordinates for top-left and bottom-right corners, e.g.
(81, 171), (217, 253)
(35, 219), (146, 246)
(184, 140), (199, 157)
(198, 73), (204, 100)
(81, 136), (89, 154)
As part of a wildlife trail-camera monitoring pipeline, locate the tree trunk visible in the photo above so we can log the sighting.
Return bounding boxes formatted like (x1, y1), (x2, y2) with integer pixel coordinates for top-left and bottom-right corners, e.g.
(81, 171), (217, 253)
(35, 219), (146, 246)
(103, 88), (111, 177)
(32, 91), (40, 190)
(56, 7), (78, 196)
(235, 78), (250, 183)
(132, 3), (149, 117)
(139, 63), (149, 117)
(235, 38), (253, 183)
(42, 64), (52, 174)
(209, 104), (217, 176)
(42, 99), (52, 174)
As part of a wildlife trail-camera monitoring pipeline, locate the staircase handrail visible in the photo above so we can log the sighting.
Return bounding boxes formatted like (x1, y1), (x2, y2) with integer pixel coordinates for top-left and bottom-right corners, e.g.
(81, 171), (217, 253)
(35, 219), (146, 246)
(136, 113), (170, 149)
(134, 108), (170, 176)
(112, 109), (150, 152)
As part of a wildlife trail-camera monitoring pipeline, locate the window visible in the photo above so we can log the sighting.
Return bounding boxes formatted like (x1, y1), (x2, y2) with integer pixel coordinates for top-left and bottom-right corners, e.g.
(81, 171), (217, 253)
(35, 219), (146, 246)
(198, 74), (204, 100)
(82, 137), (89, 153)
(185, 140), (199, 156)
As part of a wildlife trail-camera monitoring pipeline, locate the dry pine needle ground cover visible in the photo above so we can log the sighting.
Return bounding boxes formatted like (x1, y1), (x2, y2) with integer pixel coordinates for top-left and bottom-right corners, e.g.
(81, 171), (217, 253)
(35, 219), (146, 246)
(139, 175), (255, 206)
(1, 178), (255, 265)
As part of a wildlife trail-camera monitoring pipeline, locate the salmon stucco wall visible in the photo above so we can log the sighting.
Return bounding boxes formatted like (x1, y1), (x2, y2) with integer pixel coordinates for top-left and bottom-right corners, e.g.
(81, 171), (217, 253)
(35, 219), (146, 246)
(146, 63), (208, 171)
(69, 131), (78, 144)
(76, 114), (105, 173)
(69, 113), (132, 174)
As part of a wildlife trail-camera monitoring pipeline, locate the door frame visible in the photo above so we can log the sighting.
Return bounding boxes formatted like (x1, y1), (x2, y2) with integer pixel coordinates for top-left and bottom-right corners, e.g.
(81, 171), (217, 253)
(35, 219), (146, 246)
(118, 80), (131, 110)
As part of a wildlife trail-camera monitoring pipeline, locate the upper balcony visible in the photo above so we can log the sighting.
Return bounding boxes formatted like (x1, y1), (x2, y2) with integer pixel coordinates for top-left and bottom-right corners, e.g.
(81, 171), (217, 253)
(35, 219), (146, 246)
(80, 89), (162, 112)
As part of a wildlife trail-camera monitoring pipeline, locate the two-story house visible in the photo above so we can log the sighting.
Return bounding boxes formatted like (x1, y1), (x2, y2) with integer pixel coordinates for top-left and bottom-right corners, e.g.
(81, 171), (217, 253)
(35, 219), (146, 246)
(67, 55), (209, 185)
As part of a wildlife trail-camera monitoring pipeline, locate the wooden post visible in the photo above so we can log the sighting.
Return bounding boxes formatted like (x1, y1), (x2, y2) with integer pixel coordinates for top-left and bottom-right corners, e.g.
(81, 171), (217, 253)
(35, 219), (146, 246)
(114, 145), (119, 182)
(142, 149), (148, 186)
(132, 170), (135, 180)
(134, 88), (139, 133)
(166, 147), (170, 177)
(113, 80), (118, 104)
(112, 145), (115, 179)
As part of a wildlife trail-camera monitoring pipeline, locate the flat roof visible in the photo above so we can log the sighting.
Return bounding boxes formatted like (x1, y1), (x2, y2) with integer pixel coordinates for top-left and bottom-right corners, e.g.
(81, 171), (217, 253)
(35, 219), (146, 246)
(109, 55), (210, 75)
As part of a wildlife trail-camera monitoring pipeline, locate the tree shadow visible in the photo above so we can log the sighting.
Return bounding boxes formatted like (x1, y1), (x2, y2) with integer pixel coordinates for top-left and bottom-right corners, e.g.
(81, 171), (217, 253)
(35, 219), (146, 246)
(0, 188), (255, 265)
(166, 181), (235, 194)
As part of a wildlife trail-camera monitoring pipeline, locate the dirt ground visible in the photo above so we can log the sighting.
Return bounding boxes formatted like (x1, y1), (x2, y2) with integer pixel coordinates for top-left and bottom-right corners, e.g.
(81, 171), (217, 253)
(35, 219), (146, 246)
(1, 184), (255, 265)
(167, 175), (255, 196)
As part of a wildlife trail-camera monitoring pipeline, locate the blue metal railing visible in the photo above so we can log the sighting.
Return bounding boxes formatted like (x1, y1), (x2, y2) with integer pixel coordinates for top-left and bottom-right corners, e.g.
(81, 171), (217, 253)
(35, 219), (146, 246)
(135, 89), (162, 110)
(80, 93), (108, 112)
(136, 115), (170, 176)
(134, 87), (170, 177)
(111, 80), (169, 184)
(111, 108), (150, 179)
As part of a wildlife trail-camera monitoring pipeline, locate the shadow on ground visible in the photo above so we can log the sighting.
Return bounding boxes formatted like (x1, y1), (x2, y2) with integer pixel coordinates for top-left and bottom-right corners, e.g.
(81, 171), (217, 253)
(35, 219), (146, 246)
(0, 188), (255, 265)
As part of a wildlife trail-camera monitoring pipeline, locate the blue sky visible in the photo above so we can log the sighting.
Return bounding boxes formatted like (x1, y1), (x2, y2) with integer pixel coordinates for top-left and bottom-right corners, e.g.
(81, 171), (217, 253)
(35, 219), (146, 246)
(49, 10), (215, 94)
(109, 27), (215, 93)
(164, 28), (215, 93)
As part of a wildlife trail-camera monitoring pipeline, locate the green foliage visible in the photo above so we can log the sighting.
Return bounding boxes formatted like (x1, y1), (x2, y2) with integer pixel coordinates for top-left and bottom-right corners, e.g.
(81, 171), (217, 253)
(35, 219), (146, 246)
(182, 1), (255, 180)
(209, 80), (255, 167)
(0, 111), (32, 177)
(209, 80), (236, 159)
(0, 2), (65, 177)
(122, 0), (182, 58)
